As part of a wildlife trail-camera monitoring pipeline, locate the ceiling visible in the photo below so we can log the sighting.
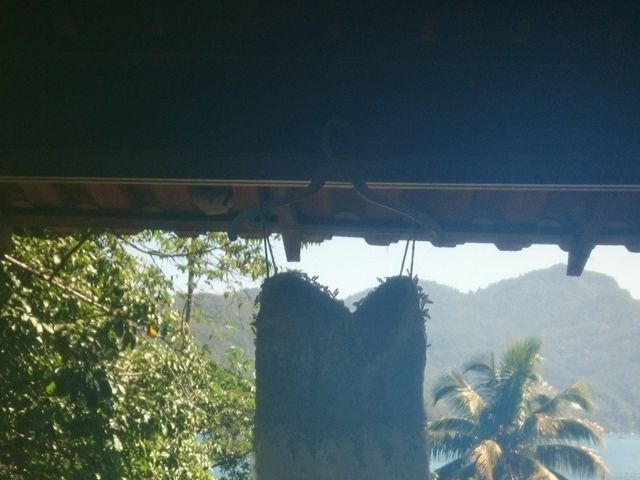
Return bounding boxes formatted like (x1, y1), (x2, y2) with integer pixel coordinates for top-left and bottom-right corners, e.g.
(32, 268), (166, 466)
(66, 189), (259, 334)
(2, 180), (638, 276)
(1, 1), (640, 275)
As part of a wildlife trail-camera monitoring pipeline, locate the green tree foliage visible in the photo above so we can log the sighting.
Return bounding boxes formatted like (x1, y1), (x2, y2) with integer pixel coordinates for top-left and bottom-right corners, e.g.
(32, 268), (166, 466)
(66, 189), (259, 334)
(429, 338), (609, 480)
(0, 231), (262, 479)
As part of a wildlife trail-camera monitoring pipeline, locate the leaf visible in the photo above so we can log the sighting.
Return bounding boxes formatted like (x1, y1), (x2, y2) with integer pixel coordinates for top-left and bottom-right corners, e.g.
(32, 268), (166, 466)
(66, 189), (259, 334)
(536, 444), (610, 477)
(469, 439), (502, 480)
(112, 434), (123, 452)
(433, 370), (485, 420)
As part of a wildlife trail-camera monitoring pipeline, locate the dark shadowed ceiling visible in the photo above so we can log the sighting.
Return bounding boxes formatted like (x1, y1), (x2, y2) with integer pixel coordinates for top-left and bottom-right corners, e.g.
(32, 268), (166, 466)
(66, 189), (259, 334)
(1, 1), (640, 274)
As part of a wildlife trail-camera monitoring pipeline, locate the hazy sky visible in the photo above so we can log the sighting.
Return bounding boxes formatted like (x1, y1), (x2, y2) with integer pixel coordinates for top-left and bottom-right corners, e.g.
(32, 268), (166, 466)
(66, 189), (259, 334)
(266, 238), (640, 300)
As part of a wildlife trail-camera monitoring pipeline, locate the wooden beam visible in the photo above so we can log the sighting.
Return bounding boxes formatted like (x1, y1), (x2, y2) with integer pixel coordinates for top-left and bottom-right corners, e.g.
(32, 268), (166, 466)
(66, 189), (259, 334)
(564, 192), (618, 276)
(282, 234), (302, 262)
(567, 244), (594, 277)
(272, 192), (302, 262)
(626, 242), (640, 253)
(0, 221), (13, 255)
(5, 206), (640, 248)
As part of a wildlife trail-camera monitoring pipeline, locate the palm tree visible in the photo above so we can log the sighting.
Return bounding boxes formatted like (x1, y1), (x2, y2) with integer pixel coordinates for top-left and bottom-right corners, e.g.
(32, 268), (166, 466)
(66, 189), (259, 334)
(429, 338), (609, 480)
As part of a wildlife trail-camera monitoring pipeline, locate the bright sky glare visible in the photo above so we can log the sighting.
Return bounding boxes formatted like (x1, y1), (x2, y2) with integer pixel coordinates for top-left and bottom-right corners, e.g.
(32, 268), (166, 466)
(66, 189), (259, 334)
(265, 238), (640, 300)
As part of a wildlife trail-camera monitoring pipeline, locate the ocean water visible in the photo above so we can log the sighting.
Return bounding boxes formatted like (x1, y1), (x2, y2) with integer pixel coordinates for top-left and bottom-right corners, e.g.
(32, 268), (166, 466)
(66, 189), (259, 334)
(602, 435), (639, 480)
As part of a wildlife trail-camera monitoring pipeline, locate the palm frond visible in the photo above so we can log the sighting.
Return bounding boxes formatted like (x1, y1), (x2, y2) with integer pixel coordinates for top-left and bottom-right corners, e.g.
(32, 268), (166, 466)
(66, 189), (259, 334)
(432, 457), (473, 480)
(430, 429), (476, 462)
(535, 383), (595, 415)
(547, 467), (571, 480)
(462, 356), (498, 399)
(429, 417), (479, 435)
(536, 444), (610, 478)
(530, 392), (554, 408)
(491, 373), (532, 427)
(519, 415), (604, 446)
(550, 417), (604, 445)
(463, 354), (495, 378)
(518, 413), (547, 444)
(469, 439), (502, 480)
(491, 338), (543, 426)
(497, 337), (542, 382)
(502, 451), (562, 480)
(433, 370), (485, 420)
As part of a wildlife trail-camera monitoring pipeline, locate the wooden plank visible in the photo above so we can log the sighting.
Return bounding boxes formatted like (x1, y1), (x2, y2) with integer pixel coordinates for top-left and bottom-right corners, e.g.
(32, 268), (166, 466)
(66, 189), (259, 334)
(4, 206), (639, 247)
(120, 185), (163, 213)
(56, 184), (98, 210)
(85, 183), (130, 209)
(0, 183), (31, 208)
(18, 182), (64, 208)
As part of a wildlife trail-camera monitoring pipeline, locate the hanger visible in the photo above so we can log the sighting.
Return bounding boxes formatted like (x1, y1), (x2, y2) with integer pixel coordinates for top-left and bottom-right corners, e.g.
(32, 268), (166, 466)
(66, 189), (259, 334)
(227, 168), (442, 242)
(228, 119), (442, 242)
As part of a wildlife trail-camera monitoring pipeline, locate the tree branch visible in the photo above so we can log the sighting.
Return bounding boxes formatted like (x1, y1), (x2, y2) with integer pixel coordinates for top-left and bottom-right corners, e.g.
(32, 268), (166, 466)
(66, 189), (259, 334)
(2, 254), (110, 313)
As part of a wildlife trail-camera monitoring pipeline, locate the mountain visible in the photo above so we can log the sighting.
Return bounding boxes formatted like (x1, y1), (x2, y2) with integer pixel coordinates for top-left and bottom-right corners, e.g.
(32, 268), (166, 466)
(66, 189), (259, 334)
(186, 288), (258, 368)
(188, 265), (640, 432)
(409, 265), (640, 433)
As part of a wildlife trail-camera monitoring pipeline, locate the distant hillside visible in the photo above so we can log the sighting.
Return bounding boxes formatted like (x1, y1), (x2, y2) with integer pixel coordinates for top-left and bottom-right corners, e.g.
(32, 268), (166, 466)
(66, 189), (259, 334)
(188, 265), (640, 432)
(186, 288), (258, 368)
(351, 265), (640, 433)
